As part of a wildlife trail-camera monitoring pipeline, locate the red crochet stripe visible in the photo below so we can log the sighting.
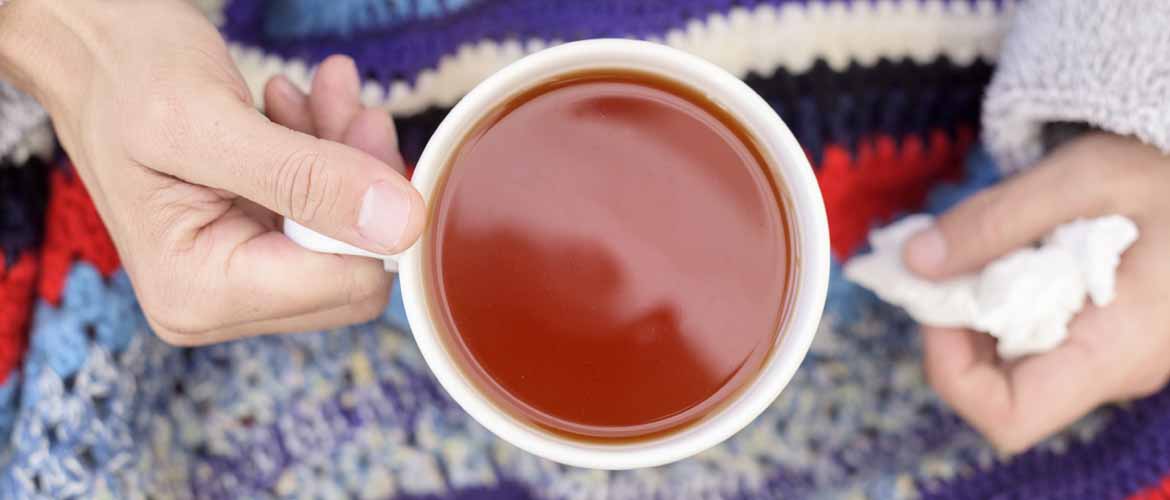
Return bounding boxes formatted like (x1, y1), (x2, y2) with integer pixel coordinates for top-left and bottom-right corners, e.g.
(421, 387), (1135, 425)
(2, 130), (970, 381)
(1130, 475), (1170, 500)
(817, 128), (974, 258)
(0, 252), (37, 383)
(31, 131), (972, 301)
(37, 165), (121, 305)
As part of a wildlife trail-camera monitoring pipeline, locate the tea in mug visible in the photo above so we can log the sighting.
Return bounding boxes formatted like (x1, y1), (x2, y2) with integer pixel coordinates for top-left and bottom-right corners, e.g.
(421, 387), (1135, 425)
(427, 71), (794, 440)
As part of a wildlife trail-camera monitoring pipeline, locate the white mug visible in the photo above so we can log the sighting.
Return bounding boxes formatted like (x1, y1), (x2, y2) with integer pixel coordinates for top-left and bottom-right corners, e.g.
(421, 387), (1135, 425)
(284, 39), (830, 470)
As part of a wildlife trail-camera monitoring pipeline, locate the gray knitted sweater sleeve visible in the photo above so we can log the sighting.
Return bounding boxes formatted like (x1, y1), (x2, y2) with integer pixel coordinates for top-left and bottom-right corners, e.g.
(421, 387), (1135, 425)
(983, 0), (1170, 173)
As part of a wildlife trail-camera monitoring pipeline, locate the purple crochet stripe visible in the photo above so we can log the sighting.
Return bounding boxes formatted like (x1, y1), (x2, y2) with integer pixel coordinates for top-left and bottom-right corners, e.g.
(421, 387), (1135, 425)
(920, 385), (1170, 500)
(221, 0), (1005, 87)
(747, 301), (982, 498)
(398, 482), (535, 500)
(751, 409), (974, 498)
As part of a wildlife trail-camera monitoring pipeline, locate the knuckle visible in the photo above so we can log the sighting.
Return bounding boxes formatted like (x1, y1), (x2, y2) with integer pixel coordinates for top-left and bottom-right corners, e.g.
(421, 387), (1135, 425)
(353, 292), (392, 324)
(344, 264), (391, 306)
(126, 92), (194, 162)
(923, 367), (950, 397)
(275, 146), (339, 224)
(1110, 167), (1159, 214)
(1057, 134), (1151, 213)
(1125, 370), (1169, 399)
(965, 192), (1010, 247)
(963, 405), (1030, 453)
(145, 317), (198, 347)
(136, 277), (218, 345)
(985, 427), (1031, 455)
(1107, 325), (1170, 400)
(1065, 156), (1119, 212)
(142, 303), (213, 346)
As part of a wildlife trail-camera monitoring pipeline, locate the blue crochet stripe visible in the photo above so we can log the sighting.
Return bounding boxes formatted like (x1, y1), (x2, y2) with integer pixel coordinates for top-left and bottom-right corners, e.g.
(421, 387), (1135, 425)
(221, 0), (1007, 87)
(18, 265), (141, 404)
(384, 277), (409, 332)
(0, 377), (16, 443)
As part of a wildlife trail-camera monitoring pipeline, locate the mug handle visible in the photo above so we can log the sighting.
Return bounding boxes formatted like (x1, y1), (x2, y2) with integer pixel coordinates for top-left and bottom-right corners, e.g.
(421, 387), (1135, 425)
(283, 218), (401, 272)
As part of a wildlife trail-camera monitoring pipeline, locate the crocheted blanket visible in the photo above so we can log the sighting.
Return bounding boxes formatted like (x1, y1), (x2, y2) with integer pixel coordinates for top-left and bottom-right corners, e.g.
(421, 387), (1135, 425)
(2, 1), (1169, 498)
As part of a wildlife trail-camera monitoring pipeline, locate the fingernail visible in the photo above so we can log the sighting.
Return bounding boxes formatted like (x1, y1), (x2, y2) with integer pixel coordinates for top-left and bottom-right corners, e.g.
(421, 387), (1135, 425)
(358, 181), (411, 251)
(274, 77), (305, 104)
(905, 227), (947, 272)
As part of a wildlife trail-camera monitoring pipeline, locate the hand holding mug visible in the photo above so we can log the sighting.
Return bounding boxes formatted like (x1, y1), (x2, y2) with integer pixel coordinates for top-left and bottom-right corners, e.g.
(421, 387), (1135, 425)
(0, 0), (424, 344)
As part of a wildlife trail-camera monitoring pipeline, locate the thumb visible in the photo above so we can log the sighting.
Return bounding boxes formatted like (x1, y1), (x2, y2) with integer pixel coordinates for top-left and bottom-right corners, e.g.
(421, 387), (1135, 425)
(903, 154), (1106, 279)
(148, 94), (424, 254)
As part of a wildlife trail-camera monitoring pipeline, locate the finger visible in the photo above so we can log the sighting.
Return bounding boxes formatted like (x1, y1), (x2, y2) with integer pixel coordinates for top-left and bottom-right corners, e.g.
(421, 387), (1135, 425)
(903, 152), (1111, 279)
(923, 325), (1110, 453)
(151, 93), (425, 254)
(158, 290), (390, 346)
(987, 336), (1109, 453)
(126, 172), (393, 346)
(921, 326), (1018, 451)
(264, 75), (315, 134)
(234, 197), (279, 230)
(983, 222), (1170, 447)
(240, 290), (389, 337)
(1063, 227), (1170, 400)
(344, 108), (405, 174)
(225, 230), (392, 314)
(163, 226), (393, 335)
(310, 55), (363, 141)
(922, 326), (1000, 378)
(922, 326), (1009, 425)
(266, 76), (405, 218)
(269, 73), (401, 171)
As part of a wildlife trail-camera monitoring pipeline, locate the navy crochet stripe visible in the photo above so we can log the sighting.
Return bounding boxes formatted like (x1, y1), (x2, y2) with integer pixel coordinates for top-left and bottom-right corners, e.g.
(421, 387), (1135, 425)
(745, 57), (992, 165)
(0, 159), (49, 267)
(392, 56), (994, 166)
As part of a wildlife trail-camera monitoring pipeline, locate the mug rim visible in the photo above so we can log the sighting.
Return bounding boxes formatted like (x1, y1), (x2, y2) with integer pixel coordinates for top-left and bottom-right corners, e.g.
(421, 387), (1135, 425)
(397, 39), (830, 470)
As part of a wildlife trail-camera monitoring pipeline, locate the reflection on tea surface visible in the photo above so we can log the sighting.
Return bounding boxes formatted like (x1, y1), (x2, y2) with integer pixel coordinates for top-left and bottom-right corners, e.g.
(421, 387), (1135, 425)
(430, 74), (792, 439)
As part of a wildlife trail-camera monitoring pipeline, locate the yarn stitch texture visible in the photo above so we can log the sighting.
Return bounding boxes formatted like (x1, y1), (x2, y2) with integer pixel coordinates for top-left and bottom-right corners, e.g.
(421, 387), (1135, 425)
(2, 1), (1169, 499)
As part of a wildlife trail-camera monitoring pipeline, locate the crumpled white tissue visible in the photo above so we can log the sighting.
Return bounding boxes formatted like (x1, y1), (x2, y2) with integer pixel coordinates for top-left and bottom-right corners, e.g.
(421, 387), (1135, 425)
(844, 214), (1139, 359)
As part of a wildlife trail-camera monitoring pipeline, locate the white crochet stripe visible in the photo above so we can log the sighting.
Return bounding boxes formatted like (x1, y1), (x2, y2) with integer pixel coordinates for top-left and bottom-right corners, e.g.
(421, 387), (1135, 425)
(231, 0), (1016, 116)
(0, 80), (52, 165)
(1, 122), (55, 165)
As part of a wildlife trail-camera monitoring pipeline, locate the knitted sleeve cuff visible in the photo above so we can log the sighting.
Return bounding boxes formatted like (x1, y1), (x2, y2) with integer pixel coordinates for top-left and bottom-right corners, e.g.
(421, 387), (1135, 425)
(982, 0), (1170, 174)
(0, 79), (52, 165)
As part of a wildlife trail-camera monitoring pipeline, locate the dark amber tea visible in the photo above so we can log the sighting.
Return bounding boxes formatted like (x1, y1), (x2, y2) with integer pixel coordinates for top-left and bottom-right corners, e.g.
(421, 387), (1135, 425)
(428, 71), (793, 440)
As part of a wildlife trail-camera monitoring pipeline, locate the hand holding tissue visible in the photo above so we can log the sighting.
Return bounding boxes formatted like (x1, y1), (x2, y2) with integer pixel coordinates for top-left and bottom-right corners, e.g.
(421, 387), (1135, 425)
(845, 215), (1139, 359)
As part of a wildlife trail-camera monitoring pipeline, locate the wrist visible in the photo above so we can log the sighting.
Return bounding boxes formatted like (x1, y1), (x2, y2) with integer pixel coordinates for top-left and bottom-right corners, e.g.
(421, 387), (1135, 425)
(0, 0), (94, 116)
